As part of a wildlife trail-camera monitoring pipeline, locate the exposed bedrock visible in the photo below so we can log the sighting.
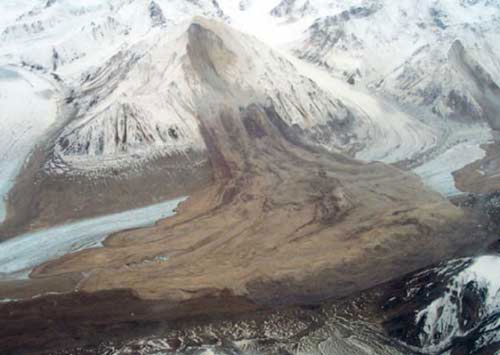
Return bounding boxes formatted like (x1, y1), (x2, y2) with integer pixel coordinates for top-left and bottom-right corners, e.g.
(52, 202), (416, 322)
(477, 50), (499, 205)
(446, 40), (500, 129)
(454, 137), (500, 195)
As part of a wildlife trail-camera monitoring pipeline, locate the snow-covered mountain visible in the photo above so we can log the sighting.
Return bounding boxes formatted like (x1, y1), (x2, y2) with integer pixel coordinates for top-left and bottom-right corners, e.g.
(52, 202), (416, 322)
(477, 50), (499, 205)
(293, 0), (500, 125)
(415, 256), (500, 353)
(0, 0), (497, 229)
(383, 254), (500, 354)
(45, 17), (368, 176)
(0, 0), (497, 179)
(0, 0), (226, 78)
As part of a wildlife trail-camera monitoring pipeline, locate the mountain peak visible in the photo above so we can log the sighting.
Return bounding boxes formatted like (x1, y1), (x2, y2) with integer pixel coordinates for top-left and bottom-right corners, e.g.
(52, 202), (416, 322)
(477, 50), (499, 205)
(187, 19), (236, 90)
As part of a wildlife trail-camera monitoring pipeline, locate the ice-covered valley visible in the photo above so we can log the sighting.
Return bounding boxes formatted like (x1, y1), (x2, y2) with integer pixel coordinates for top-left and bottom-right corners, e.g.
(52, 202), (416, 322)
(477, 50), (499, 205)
(0, 66), (58, 222)
(412, 123), (492, 196)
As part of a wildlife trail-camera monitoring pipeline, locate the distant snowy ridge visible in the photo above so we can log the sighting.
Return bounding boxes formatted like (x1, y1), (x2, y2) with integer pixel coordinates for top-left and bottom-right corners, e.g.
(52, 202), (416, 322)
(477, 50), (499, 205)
(293, 0), (500, 126)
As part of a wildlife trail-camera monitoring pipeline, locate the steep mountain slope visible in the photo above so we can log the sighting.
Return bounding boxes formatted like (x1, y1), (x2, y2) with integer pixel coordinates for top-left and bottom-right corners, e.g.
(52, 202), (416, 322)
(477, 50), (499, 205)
(3, 0), (499, 131)
(381, 254), (500, 355)
(380, 37), (500, 129)
(47, 18), (364, 177)
(0, 0), (226, 78)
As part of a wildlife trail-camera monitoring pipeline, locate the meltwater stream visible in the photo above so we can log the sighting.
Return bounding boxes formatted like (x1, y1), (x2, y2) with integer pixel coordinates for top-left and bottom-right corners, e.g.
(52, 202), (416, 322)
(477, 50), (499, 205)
(0, 197), (187, 279)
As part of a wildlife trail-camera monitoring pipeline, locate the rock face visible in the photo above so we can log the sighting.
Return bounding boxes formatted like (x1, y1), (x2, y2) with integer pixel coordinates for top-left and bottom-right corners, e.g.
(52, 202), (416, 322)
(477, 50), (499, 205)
(381, 255), (500, 354)
(271, 0), (313, 18)
(149, 1), (166, 27)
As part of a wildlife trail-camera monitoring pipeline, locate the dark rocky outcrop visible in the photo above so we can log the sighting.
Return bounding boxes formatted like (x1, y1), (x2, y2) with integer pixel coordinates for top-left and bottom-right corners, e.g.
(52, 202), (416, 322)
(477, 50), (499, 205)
(149, 1), (166, 27)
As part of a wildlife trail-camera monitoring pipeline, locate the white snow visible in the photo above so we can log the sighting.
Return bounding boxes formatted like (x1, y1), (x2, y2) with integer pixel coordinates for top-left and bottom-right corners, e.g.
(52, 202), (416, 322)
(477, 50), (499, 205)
(220, 0), (314, 47)
(468, 256), (500, 303)
(0, 65), (58, 223)
(0, 196), (186, 279)
(287, 55), (440, 163)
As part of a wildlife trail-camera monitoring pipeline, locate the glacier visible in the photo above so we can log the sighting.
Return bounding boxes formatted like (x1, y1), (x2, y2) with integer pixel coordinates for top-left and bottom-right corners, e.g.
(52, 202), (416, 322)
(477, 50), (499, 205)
(0, 196), (186, 279)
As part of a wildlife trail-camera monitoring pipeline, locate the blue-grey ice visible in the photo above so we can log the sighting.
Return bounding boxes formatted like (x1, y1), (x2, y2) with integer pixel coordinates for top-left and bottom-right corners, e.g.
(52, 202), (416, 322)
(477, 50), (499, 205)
(0, 196), (187, 279)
